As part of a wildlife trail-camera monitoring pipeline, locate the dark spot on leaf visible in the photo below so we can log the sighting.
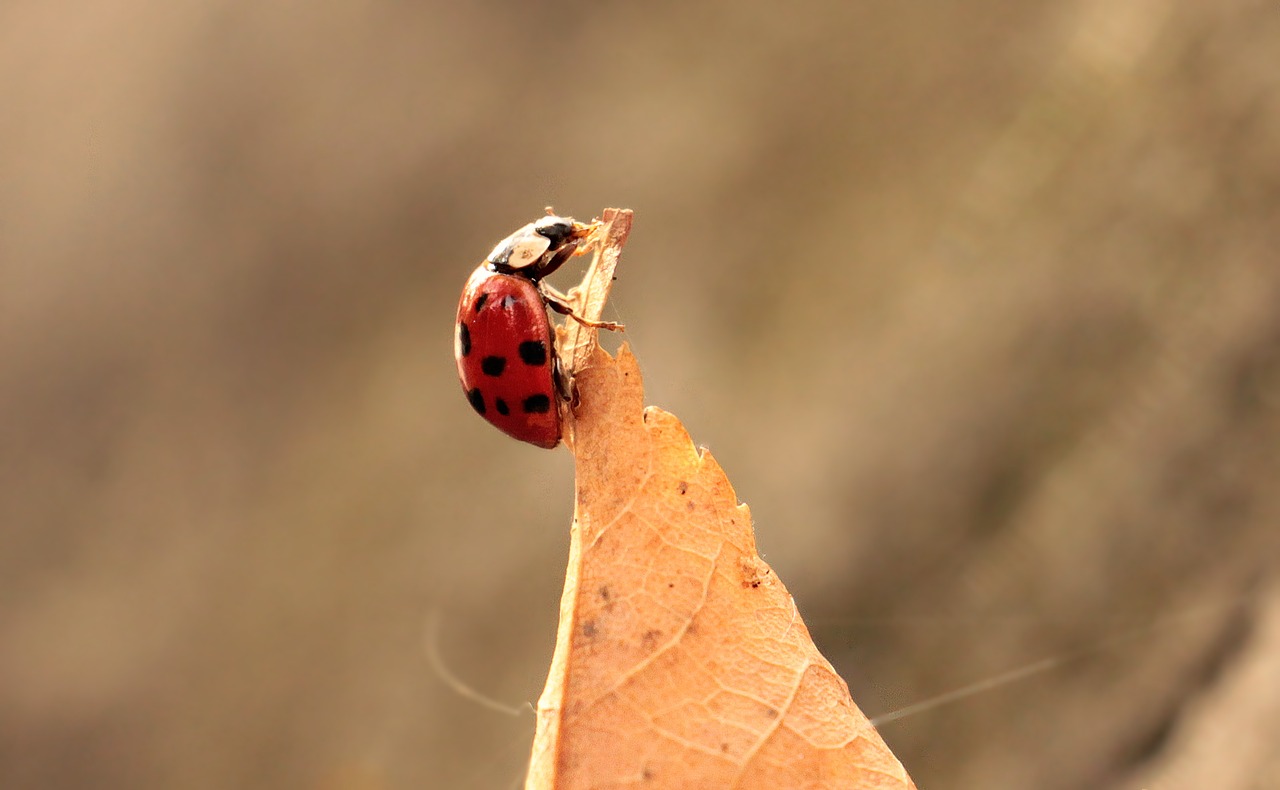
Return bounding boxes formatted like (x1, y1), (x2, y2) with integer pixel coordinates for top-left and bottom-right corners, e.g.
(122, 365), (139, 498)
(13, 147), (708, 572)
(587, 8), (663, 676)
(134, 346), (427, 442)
(766, 707), (779, 719)
(598, 586), (611, 601)
(581, 620), (597, 639)
(686, 501), (695, 512)
(642, 629), (662, 649)
(677, 481), (688, 495)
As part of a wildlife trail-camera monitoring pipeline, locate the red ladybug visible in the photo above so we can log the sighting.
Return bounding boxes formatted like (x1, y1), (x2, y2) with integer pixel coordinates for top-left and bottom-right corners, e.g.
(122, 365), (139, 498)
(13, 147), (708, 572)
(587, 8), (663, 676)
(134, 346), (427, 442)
(454, 214), (618, 448)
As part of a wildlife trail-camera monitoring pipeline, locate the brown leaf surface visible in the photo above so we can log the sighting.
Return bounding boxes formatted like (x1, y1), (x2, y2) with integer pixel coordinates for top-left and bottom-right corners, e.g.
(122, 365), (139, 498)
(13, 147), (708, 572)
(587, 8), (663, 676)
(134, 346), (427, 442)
(527, 211), (915, 790)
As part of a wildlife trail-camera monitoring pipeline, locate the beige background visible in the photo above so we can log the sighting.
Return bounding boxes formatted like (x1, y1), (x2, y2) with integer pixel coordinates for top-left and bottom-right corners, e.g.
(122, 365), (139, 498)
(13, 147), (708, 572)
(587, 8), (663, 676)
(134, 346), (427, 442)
(2, 2), (1278, 789)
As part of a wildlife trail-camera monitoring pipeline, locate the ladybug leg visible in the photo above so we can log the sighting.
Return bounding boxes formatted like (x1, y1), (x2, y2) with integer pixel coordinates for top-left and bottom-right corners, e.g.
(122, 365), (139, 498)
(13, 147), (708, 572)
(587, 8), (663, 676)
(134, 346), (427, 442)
(538, 282), (625, 331)
(535, 241), (580, 279)
(570, 221), (605, 254)
(552, 353), (575, 406)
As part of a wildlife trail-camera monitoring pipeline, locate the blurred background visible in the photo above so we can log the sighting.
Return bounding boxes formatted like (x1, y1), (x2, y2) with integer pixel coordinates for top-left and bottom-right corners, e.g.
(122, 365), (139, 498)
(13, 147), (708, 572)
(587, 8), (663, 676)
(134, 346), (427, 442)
(2, 1), (1278, 788)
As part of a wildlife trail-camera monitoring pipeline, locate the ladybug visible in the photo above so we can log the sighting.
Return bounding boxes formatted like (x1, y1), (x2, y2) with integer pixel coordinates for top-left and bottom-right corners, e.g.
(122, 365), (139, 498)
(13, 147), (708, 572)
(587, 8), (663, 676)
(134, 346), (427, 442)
(455, 214), (619, 448)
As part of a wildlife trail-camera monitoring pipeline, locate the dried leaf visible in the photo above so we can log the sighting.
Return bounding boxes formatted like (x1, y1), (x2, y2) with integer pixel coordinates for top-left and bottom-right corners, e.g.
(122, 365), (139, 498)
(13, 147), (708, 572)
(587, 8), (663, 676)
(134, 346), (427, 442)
(527, 211), (916, 790)
(558, 207), (631, 376)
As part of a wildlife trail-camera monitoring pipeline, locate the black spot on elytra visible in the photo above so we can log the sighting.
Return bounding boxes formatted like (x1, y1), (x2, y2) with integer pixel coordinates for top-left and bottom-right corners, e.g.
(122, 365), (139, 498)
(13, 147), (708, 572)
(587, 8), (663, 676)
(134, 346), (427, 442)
(495, 398), (509, 416)
(467, 388), (485, 415)
(518, 340), (547, 366)
(457, 323), (471, 356)
(481, 355), (506, 376)
(473, 293), (488, 312)
(523, 394), (551, 414)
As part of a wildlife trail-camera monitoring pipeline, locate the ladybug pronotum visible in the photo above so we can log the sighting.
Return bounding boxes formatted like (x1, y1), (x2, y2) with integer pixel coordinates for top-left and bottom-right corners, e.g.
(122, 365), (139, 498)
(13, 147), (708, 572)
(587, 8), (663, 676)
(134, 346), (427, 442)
(454, 214), (618, 448)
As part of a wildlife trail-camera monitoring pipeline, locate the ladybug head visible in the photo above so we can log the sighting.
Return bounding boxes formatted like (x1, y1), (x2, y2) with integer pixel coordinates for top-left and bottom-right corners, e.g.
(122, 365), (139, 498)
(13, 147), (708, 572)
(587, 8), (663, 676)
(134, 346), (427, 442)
(531, 215), (576, 249)
(487, 215), (585, 280)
